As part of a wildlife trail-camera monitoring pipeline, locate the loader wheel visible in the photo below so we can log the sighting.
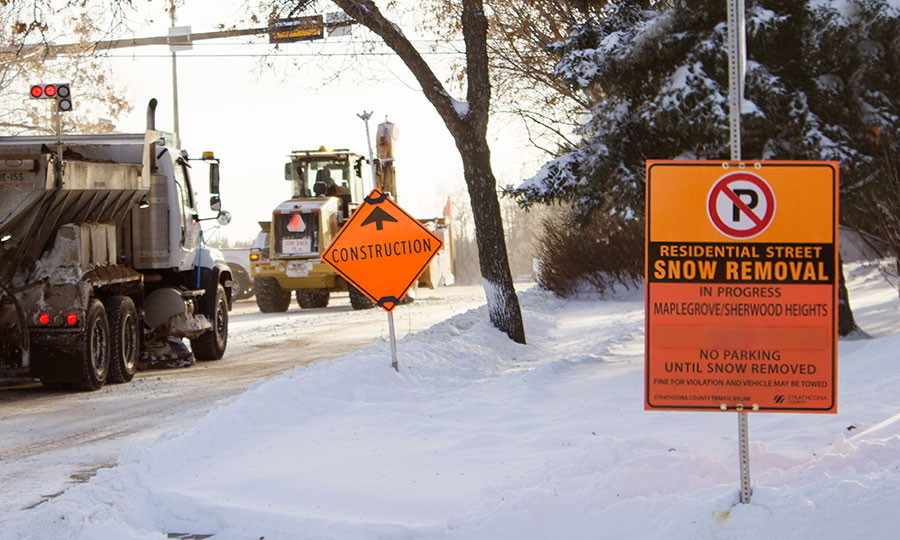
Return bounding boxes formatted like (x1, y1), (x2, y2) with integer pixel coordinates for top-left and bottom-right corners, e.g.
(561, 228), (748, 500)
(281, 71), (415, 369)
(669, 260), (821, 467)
(191, 284), (229, 361)
(348, 285), (374, 310)
(296, 289), (329, 309)
(254, 277), (291, 313)
(400, 282), (418, 305)
(75, 299), (110, 391)
(105, 295), (139, 383)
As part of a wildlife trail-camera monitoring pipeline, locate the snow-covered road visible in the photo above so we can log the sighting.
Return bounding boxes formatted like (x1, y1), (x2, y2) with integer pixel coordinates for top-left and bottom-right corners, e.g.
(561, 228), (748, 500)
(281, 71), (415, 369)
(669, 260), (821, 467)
(0, 285), (494, 517)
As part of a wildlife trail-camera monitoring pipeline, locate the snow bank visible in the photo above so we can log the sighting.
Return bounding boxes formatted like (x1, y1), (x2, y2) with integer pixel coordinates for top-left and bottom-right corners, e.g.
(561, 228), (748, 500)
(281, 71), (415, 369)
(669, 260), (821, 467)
(3, 266), (900, 539)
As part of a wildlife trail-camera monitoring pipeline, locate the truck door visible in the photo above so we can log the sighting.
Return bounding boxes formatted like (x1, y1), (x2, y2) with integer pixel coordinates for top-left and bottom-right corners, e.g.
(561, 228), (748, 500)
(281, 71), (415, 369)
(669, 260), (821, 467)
(174, 157), (201, 269)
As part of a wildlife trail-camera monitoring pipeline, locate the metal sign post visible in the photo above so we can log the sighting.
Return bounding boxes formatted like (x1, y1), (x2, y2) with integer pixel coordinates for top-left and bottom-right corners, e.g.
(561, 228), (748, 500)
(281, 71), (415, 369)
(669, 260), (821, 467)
(727, 0), (752, 504)
(388, 312), (399, 372)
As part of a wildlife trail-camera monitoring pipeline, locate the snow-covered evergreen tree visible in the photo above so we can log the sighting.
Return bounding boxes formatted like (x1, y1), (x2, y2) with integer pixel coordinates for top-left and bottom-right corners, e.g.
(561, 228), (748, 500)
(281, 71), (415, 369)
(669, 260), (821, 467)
(510, 0), (900, 226)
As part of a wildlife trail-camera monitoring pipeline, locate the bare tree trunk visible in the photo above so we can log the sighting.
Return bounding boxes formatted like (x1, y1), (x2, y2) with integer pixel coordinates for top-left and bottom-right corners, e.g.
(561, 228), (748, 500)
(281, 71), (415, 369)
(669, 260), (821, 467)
(837, 255), (858, 336)
(331, 0), (526, 343)
(459, 138), (525, 343)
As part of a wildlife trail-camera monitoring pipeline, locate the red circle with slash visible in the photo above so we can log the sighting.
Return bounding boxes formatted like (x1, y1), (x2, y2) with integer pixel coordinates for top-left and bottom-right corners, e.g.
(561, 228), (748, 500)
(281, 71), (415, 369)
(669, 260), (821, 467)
(707, 172), (776, 239)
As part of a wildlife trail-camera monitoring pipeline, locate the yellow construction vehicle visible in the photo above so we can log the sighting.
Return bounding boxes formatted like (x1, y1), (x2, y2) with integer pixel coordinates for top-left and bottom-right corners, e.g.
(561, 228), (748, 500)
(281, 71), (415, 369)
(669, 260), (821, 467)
(249, 119), (453, 312)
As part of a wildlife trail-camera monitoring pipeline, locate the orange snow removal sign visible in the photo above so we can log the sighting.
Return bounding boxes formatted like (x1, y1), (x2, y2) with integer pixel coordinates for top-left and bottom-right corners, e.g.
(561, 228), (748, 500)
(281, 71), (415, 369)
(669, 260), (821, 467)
(322, 189), (442, 312)
(645, 161), (839, 413)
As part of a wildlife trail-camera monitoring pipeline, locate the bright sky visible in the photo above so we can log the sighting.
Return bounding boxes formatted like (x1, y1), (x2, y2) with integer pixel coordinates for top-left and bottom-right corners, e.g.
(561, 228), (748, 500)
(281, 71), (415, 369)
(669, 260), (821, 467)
(96, 1), (544, 243)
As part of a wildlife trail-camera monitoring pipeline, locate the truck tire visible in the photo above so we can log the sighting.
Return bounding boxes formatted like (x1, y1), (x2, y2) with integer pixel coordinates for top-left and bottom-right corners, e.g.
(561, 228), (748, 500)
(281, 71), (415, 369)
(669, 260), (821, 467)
(191, 284), (228, 361)
(254, 277), (291, 313)
(296, 289), (329, 309)
(228, 263), (253, 301)
(76, 299), (110, 391)
(349, 285), (374, 310)
(105, 296), (139, 383)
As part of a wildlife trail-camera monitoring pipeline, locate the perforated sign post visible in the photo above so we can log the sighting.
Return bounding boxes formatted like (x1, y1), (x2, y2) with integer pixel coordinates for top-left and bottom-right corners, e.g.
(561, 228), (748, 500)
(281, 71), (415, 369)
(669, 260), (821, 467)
(323, 189), (442, 371)
(645, 161), (838, 413)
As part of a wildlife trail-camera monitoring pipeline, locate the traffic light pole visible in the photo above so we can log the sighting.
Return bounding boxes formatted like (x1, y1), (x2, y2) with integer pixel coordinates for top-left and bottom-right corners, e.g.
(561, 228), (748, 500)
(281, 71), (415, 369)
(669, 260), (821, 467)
(170, 2), (182, 149)
(54, 107), (63, 188)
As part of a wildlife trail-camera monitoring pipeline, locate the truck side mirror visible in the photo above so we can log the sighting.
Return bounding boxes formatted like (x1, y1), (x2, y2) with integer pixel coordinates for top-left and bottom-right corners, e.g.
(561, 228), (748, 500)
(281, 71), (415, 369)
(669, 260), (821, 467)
(210, 195), (221, 212)
(216, 210), (232, 226)
(209, 162), (220, 194)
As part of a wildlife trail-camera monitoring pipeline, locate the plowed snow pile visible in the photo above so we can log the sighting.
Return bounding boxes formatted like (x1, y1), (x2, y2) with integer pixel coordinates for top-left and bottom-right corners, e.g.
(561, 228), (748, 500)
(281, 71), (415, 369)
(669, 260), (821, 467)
(2, 261), (899, 540)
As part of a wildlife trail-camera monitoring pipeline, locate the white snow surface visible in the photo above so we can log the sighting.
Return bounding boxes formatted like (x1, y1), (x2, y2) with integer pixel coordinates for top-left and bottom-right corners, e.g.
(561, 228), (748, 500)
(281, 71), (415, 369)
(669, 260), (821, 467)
(4, 261), (900, 539)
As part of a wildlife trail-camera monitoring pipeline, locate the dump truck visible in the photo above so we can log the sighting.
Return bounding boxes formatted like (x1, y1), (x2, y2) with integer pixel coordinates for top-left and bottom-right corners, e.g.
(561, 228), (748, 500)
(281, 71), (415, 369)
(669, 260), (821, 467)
(249, 120), (453, 313)
(0, 98), (233, 390)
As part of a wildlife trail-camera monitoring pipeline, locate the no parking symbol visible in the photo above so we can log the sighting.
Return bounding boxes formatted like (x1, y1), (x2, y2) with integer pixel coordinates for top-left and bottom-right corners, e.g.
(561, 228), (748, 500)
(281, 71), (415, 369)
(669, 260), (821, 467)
(707, 172), (776, 239)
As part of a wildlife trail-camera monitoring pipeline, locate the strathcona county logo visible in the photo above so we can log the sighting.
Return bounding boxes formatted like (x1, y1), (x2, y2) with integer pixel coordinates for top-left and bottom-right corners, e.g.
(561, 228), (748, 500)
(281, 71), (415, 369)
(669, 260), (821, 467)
(774, 395), (786, 404)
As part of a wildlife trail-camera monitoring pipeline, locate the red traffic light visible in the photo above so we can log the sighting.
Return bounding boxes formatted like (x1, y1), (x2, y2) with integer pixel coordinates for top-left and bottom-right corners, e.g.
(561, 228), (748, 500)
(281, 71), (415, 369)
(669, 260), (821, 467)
(29, 83), (62, 99)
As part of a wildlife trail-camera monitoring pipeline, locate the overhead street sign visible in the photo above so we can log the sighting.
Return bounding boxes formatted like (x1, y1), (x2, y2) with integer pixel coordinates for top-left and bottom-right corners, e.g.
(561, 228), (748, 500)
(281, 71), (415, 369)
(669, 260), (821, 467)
(322, 189), (442, 312)
(645, 161), (839, 413)
(269, 16), (324, 43)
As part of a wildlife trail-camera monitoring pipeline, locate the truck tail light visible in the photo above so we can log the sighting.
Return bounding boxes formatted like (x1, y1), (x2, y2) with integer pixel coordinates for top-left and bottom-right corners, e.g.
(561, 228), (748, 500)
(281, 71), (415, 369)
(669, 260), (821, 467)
(39, 313), (50, 325)
(66, 313), (78, 325)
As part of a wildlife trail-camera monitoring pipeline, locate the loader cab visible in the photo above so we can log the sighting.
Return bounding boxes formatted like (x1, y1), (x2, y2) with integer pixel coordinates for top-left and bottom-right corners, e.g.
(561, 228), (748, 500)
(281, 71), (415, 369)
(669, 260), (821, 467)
(284, 149), (366, 219)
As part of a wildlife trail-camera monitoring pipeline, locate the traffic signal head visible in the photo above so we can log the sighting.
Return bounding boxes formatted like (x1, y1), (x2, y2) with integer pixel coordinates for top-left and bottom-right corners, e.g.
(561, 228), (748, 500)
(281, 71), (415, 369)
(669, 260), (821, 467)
(55, 84), (72, 112)
(29, 83), (72, 112)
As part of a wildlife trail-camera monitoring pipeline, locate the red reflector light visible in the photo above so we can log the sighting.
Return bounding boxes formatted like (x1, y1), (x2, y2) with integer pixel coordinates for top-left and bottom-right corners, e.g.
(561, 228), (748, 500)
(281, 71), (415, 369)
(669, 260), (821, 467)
(39, 313), (50, 325)
(66, 313), (78, 325)
(44, 84), (57, 97)
(287, 213), (306, 233)
(30, 85), (43, 98)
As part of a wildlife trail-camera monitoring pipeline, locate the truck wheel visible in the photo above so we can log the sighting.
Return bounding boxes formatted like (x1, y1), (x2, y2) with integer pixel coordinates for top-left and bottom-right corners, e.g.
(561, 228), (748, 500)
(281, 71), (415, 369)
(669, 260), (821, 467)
(191, 284), (228, 361)
(228, 263), (252, 301)
(296, 289), (329, 309)
(105, 296), (139, 383)
(349, 285), (374, 310)
(75, 299), (110, 391)
(254, 277), (291, 313)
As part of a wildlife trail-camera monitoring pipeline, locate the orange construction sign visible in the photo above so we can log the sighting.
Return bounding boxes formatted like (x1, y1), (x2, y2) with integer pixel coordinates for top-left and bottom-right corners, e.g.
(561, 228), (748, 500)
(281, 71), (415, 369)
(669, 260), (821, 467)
(322, 189), (442, 312)
(645, 161), (839, 413)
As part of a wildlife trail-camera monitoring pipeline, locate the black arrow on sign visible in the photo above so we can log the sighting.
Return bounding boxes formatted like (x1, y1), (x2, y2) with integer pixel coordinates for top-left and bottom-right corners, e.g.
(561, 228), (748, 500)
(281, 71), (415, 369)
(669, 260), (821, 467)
(361, 206), (398, 231)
